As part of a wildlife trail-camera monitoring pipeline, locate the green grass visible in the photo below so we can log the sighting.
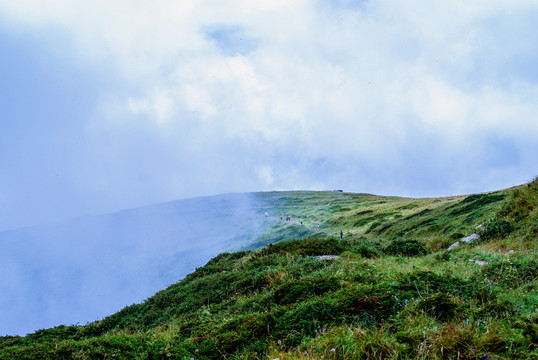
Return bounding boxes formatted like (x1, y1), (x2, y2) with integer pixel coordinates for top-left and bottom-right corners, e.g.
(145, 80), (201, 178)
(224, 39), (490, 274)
(252, 188), (508, 248)
(1, 180), (537, 359)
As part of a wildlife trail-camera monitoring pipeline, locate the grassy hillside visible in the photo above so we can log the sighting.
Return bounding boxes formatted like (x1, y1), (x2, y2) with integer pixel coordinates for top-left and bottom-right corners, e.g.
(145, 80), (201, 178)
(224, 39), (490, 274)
(253, 188), (510, 248)
(1, 180), (537, 359)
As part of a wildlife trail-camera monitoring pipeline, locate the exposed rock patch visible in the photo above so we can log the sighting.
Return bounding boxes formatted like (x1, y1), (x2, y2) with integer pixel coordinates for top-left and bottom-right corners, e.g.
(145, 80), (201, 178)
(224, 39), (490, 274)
(316, 255), (339, 260)
(447, 233), (480, 251)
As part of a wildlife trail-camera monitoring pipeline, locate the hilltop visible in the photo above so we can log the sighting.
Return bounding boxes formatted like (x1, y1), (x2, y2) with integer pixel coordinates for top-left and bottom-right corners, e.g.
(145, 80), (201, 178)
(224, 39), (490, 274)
(1, 179), (537, 359)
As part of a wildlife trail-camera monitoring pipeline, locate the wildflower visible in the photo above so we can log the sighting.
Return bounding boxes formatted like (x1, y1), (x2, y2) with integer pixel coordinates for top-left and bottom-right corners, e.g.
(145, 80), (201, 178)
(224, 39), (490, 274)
(330, 348), (335, 352)
(195, 349), (199, 353)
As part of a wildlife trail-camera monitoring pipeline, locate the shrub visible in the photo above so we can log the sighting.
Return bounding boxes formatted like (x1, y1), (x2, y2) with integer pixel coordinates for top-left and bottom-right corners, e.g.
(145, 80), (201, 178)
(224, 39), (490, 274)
(383, 239), (427, 256)
(477, 257), (538, 288)
(273, 276), (339, 305)
(417, 294), (458, 321)
(351, 241), (381, 258)
(393, 271), (480, 300)
(480, 220), (514, 240)
(335, 286), (395, 323)
(275, 297), (342, 343)
(261, 238), (345, 257)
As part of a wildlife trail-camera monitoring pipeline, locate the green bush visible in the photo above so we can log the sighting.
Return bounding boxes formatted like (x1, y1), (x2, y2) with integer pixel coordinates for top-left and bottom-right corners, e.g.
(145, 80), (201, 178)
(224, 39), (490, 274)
(335, 286), (396, 322)
(393, 271), (480, 300)
(273, 276), (339, 305)
(261, 237), (345, 256)
(383, 239), (428, 256)
(351, 241), (381, 258)
(417, 294), (458, 321)
(477, 257), (538, 288)
(275, 297), (341, 340)
(481, 220), (514, 240)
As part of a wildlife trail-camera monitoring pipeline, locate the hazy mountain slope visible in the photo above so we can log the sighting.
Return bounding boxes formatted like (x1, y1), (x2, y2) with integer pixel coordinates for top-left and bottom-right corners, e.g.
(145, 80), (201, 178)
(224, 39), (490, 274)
(1, 180), (536, 359)
(0, 193), (272, 336)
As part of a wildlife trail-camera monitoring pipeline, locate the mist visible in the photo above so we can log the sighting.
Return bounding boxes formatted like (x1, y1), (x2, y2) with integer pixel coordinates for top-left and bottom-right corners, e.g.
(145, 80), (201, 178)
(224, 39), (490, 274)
(0, 193), (269, 336)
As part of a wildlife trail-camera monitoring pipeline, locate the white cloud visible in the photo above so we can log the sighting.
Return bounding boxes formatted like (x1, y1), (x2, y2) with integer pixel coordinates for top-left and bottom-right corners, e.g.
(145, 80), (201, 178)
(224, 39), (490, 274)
(1, 0), (537, 206)
(256, 165), (274, 186)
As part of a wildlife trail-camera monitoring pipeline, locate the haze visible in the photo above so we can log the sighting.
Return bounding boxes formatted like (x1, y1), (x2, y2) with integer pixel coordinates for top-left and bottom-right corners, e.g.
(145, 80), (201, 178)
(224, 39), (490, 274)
(0, 193), (268, 335)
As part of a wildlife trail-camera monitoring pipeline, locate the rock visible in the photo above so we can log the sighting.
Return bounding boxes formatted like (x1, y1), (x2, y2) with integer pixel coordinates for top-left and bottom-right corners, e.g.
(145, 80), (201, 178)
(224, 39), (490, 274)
(447, 233), (480, 251)
(468, 259), (487, 266)
(316, 255), (339, 260)
(461, 233), (480, 243)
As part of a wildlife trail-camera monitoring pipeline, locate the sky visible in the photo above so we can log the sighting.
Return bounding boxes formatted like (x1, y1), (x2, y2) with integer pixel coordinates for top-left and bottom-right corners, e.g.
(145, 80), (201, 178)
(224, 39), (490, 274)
(1, 0), (538, 231)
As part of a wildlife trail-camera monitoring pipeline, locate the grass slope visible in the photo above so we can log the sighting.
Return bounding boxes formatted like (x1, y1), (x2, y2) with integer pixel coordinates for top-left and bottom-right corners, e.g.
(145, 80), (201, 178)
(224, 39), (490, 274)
(1, 180), (537, 359)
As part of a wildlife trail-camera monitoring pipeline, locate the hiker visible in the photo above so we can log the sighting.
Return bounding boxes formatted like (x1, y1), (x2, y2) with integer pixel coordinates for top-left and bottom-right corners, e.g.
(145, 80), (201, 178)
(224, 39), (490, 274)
(340, 230), (343, 239)
(264, 212), (268, 217)
(317, 224), (320, 231)
(280, 215), (283, 220)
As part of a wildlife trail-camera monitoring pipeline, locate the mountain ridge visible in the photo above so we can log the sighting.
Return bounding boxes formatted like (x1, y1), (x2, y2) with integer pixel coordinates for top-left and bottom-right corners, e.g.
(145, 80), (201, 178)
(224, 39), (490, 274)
(1, 179), (537, 359)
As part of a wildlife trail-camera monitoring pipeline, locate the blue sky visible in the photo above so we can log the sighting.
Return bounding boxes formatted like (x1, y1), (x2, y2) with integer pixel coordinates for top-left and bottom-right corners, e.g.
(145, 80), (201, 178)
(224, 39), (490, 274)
(1, 0), (537, 231)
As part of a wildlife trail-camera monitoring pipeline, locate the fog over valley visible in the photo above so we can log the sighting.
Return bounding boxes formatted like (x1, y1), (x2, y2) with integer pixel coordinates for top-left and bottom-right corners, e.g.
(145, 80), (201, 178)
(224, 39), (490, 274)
(0, 193), (268, 336)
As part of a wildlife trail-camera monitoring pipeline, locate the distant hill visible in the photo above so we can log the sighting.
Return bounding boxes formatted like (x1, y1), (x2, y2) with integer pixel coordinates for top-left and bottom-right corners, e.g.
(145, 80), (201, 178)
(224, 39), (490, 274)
(1, 180), (537, 359)
(0, 193), (271, 336)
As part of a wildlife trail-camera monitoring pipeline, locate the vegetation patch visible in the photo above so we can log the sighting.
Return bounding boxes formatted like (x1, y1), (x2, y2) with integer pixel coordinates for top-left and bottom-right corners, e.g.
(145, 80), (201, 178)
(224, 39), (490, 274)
(417, 294), (458, 321)
(384, 239), (428, 257)
(273, 276), (339, 305)
(449, 193), (506, 216)
(480, 220), (514, 241)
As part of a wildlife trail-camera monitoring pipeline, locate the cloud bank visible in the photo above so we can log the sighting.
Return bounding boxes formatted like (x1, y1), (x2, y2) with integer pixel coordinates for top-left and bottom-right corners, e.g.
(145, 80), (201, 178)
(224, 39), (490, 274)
(0, 0), (537, 229)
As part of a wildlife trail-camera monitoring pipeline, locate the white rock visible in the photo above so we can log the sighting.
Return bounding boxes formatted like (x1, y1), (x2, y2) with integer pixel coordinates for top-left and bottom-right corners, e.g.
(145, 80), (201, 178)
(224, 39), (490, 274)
(316, 255), (339, 260)
(447, 233), (480, 251)
(461, 233), (480, 243)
